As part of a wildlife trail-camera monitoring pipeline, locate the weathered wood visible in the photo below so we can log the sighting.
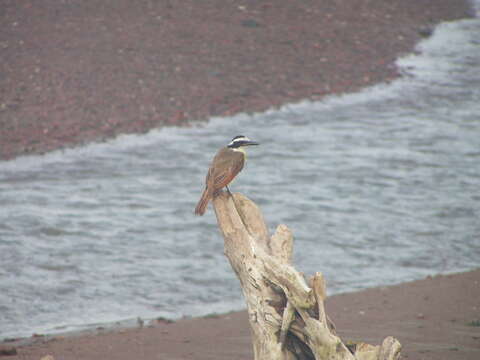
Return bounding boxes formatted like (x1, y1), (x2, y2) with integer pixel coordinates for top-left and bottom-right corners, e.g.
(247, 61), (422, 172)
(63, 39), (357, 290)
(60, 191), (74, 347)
(212, 192), (402, 360)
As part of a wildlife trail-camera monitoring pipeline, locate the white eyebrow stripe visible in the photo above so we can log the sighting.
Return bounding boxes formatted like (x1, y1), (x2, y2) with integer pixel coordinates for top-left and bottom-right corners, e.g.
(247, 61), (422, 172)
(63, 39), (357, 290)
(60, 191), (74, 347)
(229, 136), (250, 146)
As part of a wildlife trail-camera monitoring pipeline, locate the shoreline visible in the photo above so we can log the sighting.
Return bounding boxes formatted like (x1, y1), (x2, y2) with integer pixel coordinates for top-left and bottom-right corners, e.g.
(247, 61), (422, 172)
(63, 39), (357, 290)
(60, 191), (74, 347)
(1, 1), (478, 359)
(1, 268), (475, 344)
(0, 0), (473, 160)
(5, 269), (479, 359)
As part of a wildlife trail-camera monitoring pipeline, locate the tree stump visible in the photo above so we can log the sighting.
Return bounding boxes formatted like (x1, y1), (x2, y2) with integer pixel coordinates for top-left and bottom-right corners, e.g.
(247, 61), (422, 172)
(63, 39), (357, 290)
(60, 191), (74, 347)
(212, 192), (401, 360)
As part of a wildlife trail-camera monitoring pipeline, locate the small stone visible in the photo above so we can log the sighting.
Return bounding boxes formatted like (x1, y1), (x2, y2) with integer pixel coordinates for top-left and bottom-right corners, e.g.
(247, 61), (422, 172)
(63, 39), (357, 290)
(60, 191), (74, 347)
(418, 26), (433, 38)
(416, 313), (425, 319)
(241, 19), (261, 28)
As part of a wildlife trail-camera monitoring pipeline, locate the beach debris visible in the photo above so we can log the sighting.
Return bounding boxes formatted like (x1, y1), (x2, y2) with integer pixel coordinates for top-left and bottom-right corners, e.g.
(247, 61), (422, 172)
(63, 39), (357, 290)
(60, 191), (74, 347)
(0, 345), (17, 356)
(40, 356), (55, 360)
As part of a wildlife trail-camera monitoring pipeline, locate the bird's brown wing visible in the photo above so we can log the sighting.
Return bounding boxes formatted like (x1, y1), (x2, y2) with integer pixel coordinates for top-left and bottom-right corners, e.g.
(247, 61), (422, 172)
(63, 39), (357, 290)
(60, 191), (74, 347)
(206, 148), (245, 192)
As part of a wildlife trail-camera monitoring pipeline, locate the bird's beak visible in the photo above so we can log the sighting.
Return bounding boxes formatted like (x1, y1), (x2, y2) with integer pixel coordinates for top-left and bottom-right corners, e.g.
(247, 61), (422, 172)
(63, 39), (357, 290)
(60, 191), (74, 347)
(245, 140), (259, 146)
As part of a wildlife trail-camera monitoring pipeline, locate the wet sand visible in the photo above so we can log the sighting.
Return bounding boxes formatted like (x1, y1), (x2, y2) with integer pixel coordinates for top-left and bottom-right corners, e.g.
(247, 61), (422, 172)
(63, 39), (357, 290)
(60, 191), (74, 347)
(4, 269), (479, 360)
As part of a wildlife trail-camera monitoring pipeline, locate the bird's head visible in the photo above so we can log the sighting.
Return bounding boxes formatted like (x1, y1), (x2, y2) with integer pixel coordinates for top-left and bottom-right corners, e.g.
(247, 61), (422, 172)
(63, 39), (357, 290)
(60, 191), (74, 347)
(227, 135), (259, 148)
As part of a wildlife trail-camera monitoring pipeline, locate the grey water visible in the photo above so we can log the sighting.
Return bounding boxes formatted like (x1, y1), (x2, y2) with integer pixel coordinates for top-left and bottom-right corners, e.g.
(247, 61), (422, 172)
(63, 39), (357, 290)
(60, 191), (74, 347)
(1, 9), (480, 339)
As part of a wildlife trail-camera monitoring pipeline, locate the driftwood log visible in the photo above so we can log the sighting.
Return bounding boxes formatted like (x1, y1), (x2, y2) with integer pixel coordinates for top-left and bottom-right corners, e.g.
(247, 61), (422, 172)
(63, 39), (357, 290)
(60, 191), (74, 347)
(212, 192), (401, 360)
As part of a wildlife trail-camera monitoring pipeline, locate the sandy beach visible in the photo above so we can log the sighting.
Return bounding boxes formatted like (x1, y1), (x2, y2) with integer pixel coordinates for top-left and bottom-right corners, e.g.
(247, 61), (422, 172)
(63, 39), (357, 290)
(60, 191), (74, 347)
(1, 0), (478, 359)
(2, 269), (479, 359)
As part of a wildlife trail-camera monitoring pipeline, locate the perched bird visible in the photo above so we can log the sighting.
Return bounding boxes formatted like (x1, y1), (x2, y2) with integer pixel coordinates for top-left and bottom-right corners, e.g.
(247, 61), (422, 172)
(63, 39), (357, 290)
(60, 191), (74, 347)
(195, 135), (259, 215)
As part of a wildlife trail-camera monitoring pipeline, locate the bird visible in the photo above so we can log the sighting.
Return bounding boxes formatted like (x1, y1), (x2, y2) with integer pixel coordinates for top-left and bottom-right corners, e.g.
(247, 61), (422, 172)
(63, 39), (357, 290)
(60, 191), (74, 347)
(195, 135), (259, 215)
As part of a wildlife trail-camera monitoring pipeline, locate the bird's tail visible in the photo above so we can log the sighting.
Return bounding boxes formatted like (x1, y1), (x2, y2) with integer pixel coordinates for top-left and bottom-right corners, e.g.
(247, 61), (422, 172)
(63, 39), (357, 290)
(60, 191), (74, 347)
(195, 188), (211, 216)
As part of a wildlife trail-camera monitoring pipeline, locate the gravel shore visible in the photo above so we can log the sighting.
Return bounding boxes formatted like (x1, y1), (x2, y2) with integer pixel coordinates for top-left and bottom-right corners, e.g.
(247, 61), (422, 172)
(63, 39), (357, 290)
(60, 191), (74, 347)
(0, 0), (472, 160)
